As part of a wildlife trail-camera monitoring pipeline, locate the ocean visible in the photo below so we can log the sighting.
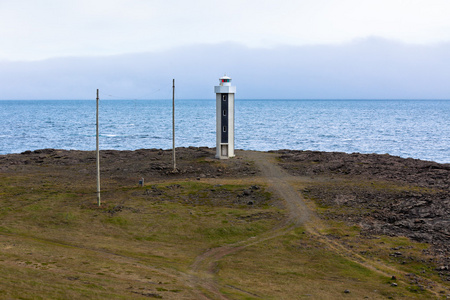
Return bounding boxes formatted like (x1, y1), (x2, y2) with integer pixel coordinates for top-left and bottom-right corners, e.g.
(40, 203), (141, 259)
(0, 100), (449, 163)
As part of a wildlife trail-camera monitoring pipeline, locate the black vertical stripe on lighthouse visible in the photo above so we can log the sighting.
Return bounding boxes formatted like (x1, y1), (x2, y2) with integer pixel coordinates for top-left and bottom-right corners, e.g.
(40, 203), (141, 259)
(221, 94), (228, 143)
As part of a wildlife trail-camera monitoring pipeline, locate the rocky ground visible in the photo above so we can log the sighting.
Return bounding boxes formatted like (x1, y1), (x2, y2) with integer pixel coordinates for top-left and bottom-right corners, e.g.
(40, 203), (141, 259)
(0, 147), (258, 182)
(0, 147), (262, 210)
(274, 150), (450, 276)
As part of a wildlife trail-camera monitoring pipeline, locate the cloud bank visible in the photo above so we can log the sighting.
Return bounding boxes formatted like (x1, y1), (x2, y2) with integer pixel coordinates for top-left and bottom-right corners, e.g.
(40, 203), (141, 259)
(1, 38), (450, 100)
(2, 1), (450, 61)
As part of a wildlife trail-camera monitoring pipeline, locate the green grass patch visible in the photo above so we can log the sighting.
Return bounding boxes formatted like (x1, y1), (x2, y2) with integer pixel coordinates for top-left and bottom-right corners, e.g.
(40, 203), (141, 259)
(102, 216), (129, 227)
(218, 225), (437, 299)
(199, 223), (264, 244)
(320, 220), (361, 237)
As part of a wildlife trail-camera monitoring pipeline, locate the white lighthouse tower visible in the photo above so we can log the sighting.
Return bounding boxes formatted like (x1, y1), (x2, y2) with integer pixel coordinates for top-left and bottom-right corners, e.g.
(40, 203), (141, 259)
(214, 75), (236, 159)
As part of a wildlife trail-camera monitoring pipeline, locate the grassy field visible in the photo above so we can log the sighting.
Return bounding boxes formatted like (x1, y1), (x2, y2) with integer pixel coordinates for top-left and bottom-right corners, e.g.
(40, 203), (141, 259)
(0, 150), (449, 299)
(0, 174), (278, 298)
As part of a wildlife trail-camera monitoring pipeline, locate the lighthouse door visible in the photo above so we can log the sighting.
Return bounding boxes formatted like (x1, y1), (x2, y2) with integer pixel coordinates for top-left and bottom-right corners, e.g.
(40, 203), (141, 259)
(221, 145), (228, 156)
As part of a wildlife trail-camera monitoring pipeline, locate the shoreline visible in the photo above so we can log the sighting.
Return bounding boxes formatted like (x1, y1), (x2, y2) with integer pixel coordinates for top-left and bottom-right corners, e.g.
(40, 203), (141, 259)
(2, 147), (449, 165)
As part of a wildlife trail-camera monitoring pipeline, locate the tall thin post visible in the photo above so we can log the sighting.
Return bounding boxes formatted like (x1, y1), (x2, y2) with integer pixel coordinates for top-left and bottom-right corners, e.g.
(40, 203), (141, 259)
(96, 89), (101, 206)
(172, 79), (176, 171)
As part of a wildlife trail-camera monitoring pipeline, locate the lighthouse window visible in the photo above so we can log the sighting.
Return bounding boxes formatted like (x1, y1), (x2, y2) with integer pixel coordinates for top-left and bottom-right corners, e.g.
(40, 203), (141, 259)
(223, 126), (227, 132)
(223, 95), (226, 101)
(223, 110), (227, 116)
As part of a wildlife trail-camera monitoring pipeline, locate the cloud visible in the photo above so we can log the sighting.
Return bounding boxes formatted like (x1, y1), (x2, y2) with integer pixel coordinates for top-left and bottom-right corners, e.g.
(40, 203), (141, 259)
(1, 38), (450, 100)
(2, 1), (450, 61)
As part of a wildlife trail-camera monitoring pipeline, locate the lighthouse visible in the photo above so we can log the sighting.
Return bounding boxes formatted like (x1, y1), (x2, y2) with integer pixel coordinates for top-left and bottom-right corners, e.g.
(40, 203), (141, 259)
(214, 75), (236, 159)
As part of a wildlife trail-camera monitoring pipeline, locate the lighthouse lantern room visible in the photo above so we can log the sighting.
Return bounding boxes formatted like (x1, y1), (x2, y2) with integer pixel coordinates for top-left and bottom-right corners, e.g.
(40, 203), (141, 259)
(214, 75), (236, 159)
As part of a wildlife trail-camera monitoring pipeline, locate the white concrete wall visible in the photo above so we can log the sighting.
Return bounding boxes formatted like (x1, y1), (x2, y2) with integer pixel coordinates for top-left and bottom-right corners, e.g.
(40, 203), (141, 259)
(214, 85), (236, 94)
(228, 93), (235, 158)
(215, 93), (222, 158)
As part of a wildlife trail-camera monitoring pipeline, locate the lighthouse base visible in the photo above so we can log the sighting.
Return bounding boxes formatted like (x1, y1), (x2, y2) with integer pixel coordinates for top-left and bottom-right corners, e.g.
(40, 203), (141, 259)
(216, 144), (235, 159)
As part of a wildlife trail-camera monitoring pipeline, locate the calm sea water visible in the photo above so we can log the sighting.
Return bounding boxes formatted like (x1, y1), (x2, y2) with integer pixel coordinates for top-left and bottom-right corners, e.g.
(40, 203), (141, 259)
(0, 100), (449, 163)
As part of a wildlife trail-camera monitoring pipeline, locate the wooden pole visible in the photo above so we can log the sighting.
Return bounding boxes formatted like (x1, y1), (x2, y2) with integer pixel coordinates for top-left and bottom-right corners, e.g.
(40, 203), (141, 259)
(172, 79), (176, 171)
(96, 89), (101, 206)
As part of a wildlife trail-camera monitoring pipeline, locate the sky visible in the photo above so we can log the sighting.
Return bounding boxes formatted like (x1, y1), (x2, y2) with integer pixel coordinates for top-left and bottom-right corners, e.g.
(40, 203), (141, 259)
(1, 0), (450, 99)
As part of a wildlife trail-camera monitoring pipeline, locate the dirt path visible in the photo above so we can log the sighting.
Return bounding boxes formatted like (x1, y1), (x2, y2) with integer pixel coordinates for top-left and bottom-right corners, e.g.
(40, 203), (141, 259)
(240, 151), (312, 225)
(186, 151), (448, 299)
(186, 151), (314, 299)
(245, 151), (448, 298)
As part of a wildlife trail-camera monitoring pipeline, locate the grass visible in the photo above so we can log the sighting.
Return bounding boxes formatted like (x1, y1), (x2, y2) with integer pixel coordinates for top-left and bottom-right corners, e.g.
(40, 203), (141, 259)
(297, 180), (449, 294)
(0, 172), (283, 299)
(198, 221), (266, 245)
(0, 158), (448, 299)
(218, 225), (439, 299)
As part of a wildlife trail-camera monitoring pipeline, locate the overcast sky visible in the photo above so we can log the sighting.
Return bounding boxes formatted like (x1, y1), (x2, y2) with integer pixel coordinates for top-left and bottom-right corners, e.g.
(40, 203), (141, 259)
(1, 0), (450, 99)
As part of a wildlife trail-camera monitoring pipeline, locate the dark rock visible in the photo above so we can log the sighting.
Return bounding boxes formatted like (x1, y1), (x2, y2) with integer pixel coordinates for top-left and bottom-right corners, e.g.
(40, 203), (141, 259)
(243, 189), (251, 196)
